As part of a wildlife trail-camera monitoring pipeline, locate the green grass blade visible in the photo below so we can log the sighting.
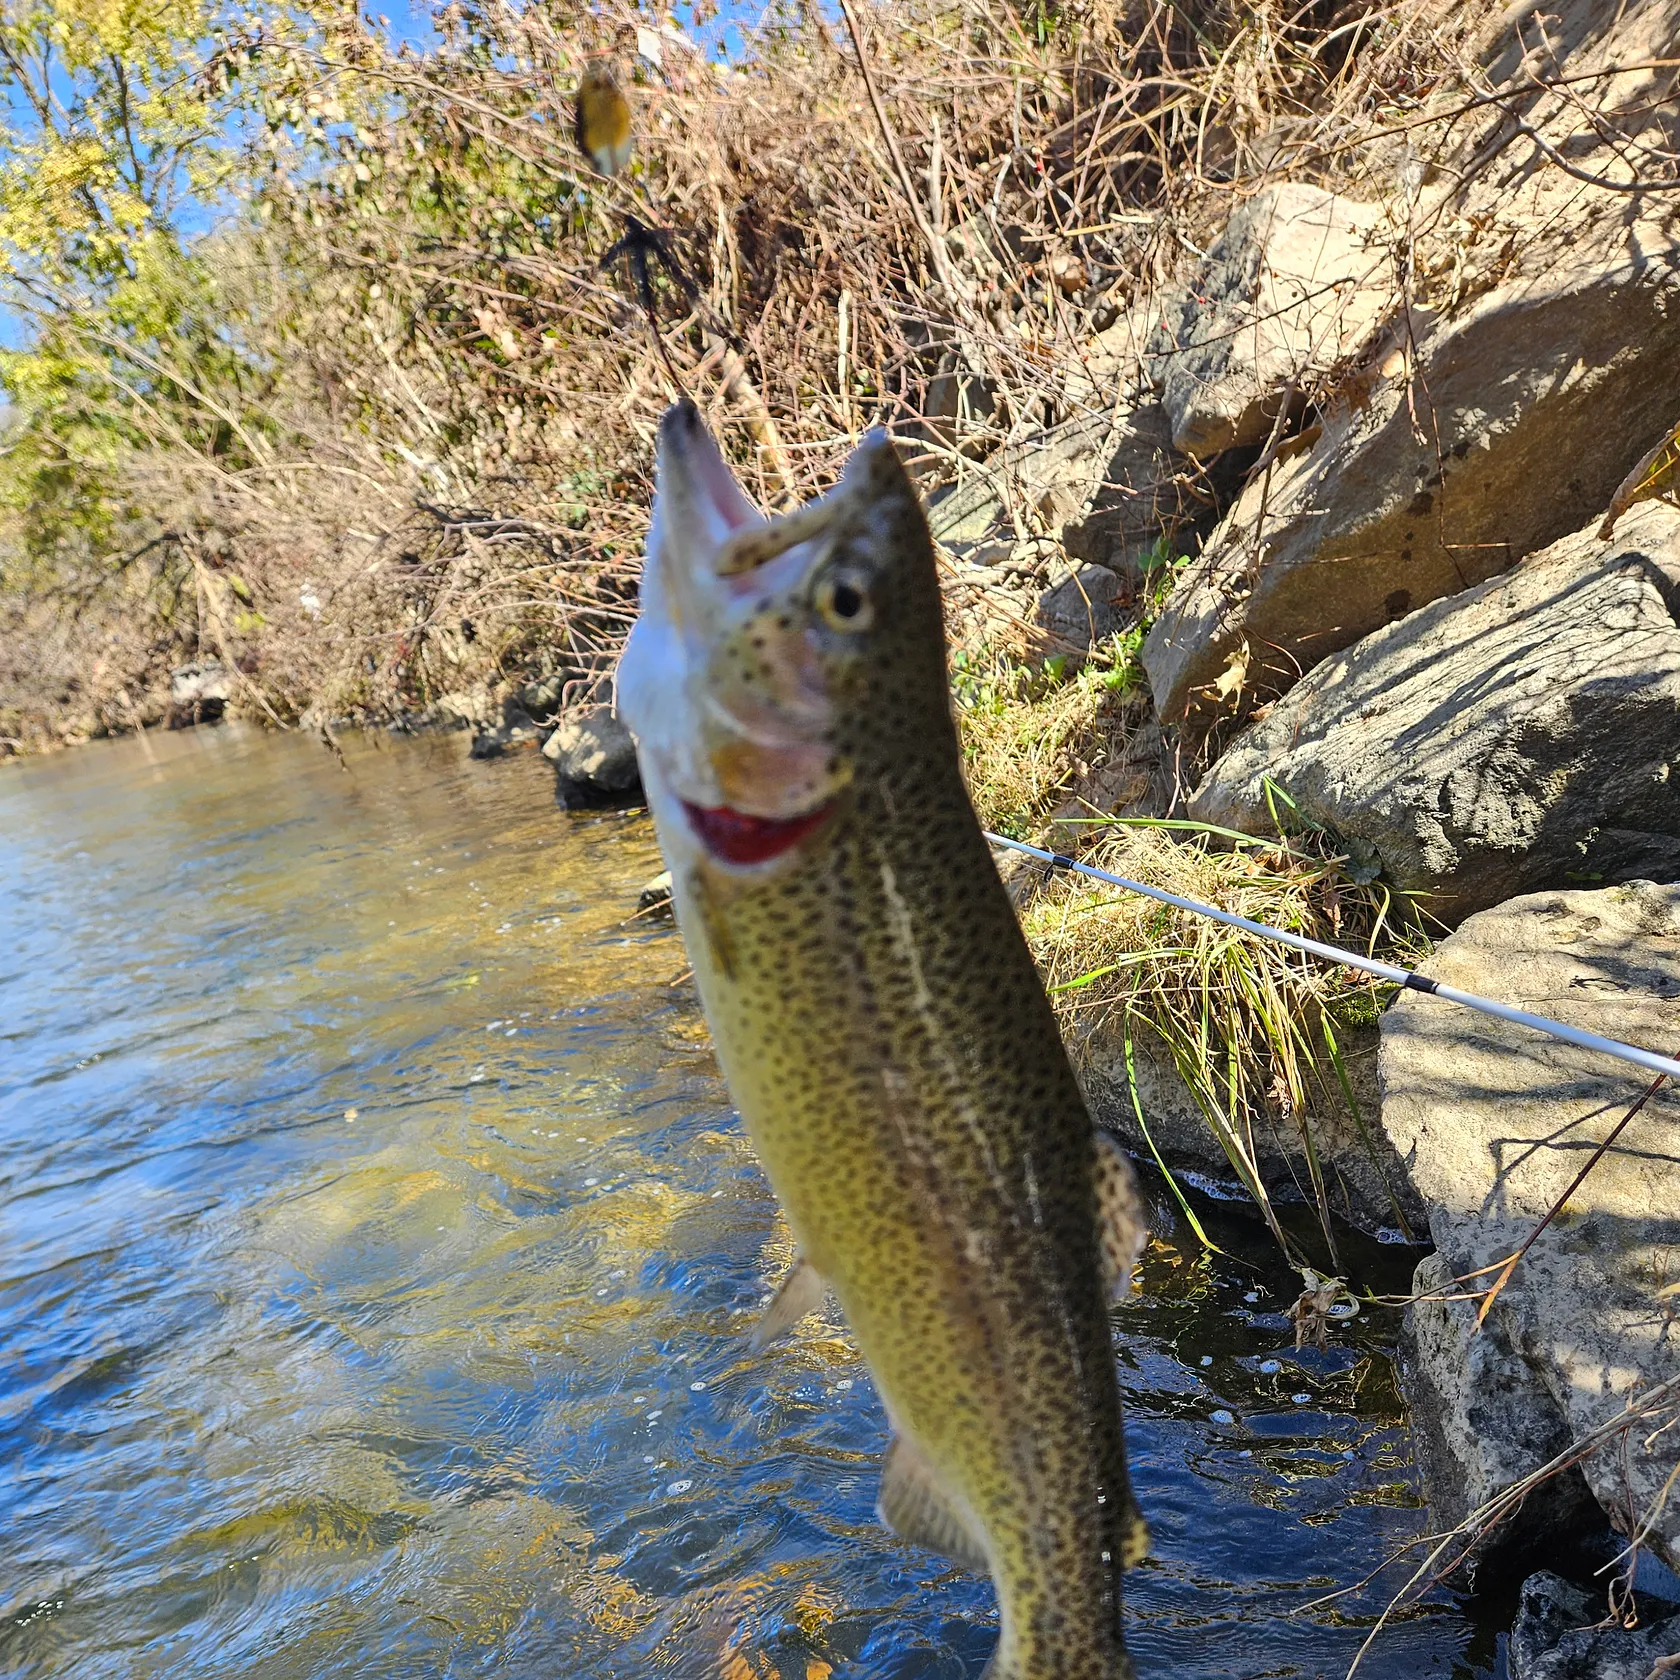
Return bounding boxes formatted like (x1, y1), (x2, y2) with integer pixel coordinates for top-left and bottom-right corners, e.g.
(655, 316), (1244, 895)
(1122, 1025), (1225, 1256)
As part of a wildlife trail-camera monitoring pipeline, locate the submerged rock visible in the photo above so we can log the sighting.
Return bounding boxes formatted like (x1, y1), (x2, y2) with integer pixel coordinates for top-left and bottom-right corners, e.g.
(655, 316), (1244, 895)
(1381, 883), (1680, 1577)
(543, 705), (642, 809)
(1191, 503), (1680, 923)
(637, 871), (673, 918)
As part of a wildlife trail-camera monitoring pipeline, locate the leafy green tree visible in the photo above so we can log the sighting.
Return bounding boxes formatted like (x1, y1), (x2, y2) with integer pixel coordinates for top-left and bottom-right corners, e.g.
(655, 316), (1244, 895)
(0, 0), (309, 586)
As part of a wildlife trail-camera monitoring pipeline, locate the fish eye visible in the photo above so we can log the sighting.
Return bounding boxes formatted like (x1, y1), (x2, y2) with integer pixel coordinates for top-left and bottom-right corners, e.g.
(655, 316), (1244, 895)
(815, 570), (873, 632)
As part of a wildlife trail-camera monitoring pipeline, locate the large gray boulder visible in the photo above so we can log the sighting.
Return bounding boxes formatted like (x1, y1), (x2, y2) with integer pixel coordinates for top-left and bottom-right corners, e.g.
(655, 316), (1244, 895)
(1381, 883), (1680, 1576)
(1191, 504), (1680, 924)
(1150, 183), (1390, 457)
(1142, 8), (1680, 728)
(1144, 253), (1680, 726)
(543, 705), (643, 808)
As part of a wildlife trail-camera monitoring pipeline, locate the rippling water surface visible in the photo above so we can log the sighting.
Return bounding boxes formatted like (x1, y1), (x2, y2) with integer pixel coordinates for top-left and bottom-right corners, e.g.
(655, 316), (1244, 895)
(1, 727), (1494, 1678)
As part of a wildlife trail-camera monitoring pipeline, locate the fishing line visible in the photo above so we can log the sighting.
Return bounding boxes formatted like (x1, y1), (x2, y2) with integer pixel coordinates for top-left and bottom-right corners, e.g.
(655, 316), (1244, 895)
(985, 833), (1680, 1085)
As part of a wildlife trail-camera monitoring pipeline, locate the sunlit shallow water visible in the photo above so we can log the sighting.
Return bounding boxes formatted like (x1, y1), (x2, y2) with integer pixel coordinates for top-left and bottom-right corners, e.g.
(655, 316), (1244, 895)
(0, 727), (1495, 1679)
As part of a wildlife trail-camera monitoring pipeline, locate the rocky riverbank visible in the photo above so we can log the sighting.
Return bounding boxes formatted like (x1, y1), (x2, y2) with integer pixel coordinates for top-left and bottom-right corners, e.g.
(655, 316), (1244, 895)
(862, 0), (1680, 1663)
(28, 0), (1674, 1658)
(538, 11), (1680, 1650)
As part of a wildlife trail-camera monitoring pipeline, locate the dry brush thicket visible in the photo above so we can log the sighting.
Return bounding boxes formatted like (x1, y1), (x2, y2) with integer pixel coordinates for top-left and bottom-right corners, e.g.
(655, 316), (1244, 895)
(2, 0), (1484, 757)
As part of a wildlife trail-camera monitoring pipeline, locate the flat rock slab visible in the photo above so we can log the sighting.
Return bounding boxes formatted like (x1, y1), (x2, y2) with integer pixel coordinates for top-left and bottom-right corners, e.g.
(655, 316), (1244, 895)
(1151, 183), (1390, 456)
(1192, 503), (1680, 924)
(1380, 882), (1680, 1575)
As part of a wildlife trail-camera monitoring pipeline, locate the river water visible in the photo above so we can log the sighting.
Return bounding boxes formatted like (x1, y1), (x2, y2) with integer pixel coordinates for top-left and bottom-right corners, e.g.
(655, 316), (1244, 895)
(1, 727), (1495, 1679)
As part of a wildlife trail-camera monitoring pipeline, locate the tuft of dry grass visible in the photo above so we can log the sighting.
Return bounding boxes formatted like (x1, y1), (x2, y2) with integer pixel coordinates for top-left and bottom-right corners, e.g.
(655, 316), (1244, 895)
(957, 538), (1187, 837)
(958, 640), (1146, 839)
(1023, 817), (1430, 1253)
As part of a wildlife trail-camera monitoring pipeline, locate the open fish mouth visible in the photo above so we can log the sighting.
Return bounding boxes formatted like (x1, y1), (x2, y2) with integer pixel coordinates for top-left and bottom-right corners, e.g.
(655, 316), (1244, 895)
(680, 798), (839, 866)
(620, 401), (868, 845)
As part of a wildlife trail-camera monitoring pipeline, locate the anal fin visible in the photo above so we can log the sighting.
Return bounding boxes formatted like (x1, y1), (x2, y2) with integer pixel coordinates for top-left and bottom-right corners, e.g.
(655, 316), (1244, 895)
(750, 1255), (827, 1350)
(877, 1433), (989, 1571)
(1093, 1131), (1149, 1298)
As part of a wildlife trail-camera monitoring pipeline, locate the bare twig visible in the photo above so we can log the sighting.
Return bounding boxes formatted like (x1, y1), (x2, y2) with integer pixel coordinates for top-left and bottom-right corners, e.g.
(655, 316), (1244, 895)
(1477, 1073), (1669, 1326)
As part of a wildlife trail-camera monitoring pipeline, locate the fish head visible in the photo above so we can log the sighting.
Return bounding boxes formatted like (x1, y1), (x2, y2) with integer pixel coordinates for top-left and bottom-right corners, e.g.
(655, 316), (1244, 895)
(618, 400), (949, 869)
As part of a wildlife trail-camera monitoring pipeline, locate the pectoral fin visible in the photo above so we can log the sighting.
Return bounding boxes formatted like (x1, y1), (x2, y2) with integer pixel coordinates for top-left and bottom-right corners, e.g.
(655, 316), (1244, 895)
(685, 865), (737, 981)
(1093, 1131), (1148, 1298)
(750, 1255), (827, 1350)
(877, 1433), (989, 1570)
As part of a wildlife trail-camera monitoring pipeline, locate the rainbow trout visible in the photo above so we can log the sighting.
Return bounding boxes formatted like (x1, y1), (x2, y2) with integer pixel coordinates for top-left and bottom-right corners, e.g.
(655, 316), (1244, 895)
(617, 401), (1149, 1680)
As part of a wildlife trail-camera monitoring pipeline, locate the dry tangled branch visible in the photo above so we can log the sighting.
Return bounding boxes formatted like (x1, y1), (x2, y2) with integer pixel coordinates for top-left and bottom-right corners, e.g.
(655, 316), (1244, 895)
(11, 0), (1661, 754)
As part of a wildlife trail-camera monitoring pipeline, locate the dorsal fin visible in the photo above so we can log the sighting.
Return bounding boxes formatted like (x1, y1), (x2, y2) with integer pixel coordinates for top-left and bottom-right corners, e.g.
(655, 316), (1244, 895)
(1093, 1131), (1148, 1298)
(749, 1254), (827, 1350)
(1111, 1487), (1151, 1569)
(877, 1433), (989, 1570)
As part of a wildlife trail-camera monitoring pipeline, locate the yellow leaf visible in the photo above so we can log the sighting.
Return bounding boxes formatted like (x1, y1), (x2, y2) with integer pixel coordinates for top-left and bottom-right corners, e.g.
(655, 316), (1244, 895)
(1600, 418), (1680, 539)
(1212, 640), (1250, 707)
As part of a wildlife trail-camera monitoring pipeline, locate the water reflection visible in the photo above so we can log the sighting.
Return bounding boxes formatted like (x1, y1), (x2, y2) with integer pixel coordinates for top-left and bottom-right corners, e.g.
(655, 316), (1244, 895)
(0, 726), (1490, 1677)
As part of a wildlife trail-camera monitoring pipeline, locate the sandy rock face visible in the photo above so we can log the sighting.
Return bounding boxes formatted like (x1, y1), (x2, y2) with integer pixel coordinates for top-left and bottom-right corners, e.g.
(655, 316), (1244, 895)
(1144, 241), (1680, 726)
(1380, 883), (1680, 1575)
(1190, 503), (1680, 923)
(1142, 1), (1680, 728)
(1150, 183), (1390, 457)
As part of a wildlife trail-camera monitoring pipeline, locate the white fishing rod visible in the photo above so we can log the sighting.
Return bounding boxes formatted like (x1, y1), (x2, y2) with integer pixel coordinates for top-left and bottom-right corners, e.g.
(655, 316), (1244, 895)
(986, 832), (1680, 1085)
